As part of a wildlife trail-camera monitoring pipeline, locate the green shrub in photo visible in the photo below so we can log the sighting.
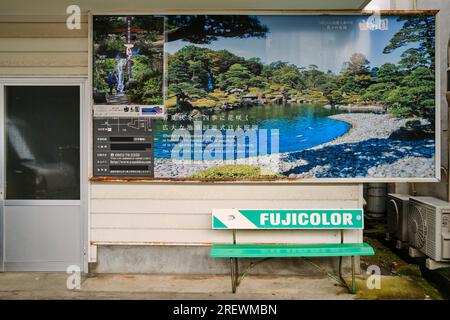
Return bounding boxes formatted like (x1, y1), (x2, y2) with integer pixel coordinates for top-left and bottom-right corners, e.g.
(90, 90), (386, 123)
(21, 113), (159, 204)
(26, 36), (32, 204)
(189, 165), (285, 179)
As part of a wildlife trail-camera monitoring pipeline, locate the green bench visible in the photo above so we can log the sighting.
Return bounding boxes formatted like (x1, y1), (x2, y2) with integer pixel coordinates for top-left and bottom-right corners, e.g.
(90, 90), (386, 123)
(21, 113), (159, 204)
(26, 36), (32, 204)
(209, 209), (375, 294)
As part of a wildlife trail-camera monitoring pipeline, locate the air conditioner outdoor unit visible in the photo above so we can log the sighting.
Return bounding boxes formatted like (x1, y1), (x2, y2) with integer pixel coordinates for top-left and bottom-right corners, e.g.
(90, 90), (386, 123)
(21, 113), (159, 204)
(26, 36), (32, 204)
(407, 196), (450, 270)
(386, 193), (410, 249)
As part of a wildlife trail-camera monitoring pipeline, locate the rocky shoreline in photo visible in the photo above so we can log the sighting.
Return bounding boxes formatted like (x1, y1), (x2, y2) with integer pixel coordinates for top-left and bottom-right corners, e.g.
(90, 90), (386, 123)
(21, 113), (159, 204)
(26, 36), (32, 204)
(283, 113), (435, 179)
(323, 104), (385, 112)
(154, 113), (435, 179)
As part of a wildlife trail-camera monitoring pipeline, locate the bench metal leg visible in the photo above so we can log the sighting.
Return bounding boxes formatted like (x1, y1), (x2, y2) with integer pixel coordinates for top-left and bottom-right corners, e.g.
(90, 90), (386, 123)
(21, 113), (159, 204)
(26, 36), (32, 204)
(351, 256), (356, 294)
(230, 230), (240, 293)
(235, 257), (239, 286)
(230, 258), (239, 293)
(338, 256), (357, 294)
(338, 256), (347, 291)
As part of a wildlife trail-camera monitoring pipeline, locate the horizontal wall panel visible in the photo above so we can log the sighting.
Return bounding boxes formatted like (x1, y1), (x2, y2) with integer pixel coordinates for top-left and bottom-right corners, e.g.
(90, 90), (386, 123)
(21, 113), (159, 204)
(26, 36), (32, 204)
(90, 199), (360, 214)
(236, 229), (340, 244)
(0, 0), (372, 14)
(0, 38), (88, 52)
(90, 183), (361, 245)
(0, 52), (87, 67)
(91, 183), (360, 200)
(91, 229), (233, 244)
(0, 16), (88, 76)
(236, 229), (359, 244)
(0, 22), (88, 38)
(91, 228), (351, 245)
(0, 15), (88, 23)
(91, 213), (211, 229)
(0, 66), (88, 76)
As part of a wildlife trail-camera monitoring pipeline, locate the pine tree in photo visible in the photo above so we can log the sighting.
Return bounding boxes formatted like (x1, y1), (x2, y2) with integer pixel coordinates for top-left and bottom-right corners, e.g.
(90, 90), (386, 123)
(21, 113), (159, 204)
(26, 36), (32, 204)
(383, 14), (435, 70)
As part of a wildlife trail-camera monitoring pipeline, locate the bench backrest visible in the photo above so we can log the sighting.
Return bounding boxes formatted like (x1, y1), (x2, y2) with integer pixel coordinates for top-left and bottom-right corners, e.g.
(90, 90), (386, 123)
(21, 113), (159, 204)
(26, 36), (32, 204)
(212, 209), (364, 230)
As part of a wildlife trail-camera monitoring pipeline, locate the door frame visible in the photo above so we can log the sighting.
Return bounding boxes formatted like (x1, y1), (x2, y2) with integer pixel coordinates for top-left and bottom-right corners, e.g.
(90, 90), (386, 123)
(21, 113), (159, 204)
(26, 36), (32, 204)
(0, 77), (89, 272)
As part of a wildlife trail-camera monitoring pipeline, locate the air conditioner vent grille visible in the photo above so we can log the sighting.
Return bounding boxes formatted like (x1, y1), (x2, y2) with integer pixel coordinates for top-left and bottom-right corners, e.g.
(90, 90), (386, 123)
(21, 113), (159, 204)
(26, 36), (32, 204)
(408, 204), (426, 249)
(387, 199), (400, 233)
(408, 196), (450, 263)
(425, 206), (437, 259)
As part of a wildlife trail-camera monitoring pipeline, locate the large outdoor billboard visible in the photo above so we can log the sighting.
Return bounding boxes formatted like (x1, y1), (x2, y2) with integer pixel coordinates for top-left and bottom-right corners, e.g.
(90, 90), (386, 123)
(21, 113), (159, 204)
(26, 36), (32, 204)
(92, 12), (438, 182)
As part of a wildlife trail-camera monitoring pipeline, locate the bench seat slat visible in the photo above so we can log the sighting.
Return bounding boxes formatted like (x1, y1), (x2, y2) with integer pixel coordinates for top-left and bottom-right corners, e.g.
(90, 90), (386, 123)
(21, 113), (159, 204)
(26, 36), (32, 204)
(210, 243), (375, 258)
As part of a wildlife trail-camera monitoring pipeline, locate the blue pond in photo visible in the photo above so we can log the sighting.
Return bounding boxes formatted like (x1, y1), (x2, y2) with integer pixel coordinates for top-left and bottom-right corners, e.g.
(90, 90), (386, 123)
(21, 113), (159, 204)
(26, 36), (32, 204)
(152, 104), (351, 160)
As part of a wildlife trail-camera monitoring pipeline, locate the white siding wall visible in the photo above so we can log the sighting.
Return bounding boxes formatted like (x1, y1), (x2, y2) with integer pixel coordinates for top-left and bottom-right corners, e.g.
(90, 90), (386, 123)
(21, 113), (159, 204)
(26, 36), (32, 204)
(90, 183), (363, 246)
(0, 15), (88, 76)
(0, 14), (363, 263)
(0, 0), (371, 14)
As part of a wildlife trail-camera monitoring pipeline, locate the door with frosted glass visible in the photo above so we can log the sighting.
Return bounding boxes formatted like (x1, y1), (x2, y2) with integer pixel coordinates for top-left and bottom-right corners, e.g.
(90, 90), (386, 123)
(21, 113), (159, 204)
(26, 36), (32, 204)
(2, 85), (83, 271)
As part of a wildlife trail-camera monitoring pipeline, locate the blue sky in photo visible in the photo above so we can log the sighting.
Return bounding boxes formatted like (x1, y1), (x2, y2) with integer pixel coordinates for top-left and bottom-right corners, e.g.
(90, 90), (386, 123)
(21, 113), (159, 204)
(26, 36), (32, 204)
(165, 15), (425, 74)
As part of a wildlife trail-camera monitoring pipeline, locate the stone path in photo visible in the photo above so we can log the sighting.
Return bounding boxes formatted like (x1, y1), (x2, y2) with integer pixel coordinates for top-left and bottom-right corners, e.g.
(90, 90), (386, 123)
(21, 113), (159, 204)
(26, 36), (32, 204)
(284, 113), (434, 178)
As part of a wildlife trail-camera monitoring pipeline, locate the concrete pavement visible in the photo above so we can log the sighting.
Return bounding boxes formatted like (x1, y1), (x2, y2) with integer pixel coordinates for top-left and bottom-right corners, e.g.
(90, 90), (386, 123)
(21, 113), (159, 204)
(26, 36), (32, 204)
(0, 272), (353, 300)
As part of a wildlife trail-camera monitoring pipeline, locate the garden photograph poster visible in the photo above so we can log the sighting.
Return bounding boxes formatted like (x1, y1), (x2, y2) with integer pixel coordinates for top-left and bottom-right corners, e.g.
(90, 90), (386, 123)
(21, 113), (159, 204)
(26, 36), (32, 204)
(92, 13), (438, 181)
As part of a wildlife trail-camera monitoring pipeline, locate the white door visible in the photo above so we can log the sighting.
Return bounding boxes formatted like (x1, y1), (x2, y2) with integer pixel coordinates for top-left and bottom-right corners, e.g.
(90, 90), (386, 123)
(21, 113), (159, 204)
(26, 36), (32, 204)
(0, 80), (86, 271)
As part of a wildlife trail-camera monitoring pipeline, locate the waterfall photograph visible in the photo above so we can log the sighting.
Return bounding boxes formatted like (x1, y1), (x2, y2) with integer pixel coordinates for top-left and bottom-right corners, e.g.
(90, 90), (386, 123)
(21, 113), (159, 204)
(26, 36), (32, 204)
(92, 15), (164, 106)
